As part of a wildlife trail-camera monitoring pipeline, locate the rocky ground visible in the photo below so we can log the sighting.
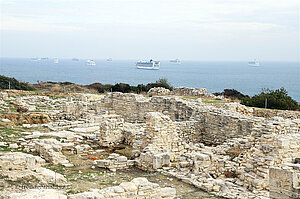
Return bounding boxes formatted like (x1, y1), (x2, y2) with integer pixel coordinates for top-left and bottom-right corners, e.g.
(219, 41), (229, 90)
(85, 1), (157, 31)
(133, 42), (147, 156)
(0, 88), (299, 199)
(0, 89), (222, 199)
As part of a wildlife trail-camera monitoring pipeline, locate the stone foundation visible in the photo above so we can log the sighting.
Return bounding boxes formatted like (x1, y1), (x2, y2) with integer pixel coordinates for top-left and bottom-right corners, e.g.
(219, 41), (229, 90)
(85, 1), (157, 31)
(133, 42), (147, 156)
(94, 153), (135, 172)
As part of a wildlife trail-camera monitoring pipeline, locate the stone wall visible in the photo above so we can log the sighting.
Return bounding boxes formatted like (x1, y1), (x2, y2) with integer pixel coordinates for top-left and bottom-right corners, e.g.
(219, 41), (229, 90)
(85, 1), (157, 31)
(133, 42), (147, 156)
(235, 133), (300, 191)
(175, 121), (202, 144)
(97, 113), (125, 147)
(253, 108), (300, 119)
(62, 102), (87, 120)
(135, 112), (177, 170)
(198, 112), (254, 146)
(172, 87), (210, 97)
(93, 93), (300, 146)
(269, 166), (300, 199)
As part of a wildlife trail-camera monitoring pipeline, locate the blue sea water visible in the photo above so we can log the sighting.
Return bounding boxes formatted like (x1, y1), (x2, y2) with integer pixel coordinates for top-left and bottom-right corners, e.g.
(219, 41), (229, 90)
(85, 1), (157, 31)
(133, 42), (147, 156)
(0, 58), (299, 101)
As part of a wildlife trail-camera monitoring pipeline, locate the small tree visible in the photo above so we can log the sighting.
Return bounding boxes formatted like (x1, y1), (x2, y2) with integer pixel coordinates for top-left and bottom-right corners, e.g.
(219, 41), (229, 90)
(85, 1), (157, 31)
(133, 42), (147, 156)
(241, 88), (298, 110)
(156, 78), (173, 91)
(146, 78), (173, 91)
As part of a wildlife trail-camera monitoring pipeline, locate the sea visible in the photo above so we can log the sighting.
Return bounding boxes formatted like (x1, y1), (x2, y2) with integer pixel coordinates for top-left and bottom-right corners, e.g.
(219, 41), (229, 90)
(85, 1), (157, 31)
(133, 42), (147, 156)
(0, 58), (299, 101)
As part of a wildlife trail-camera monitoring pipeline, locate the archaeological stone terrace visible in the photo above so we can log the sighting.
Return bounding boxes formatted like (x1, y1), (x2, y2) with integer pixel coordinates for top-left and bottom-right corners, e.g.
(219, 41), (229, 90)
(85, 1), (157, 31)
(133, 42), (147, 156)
(0, 88), (299, 199)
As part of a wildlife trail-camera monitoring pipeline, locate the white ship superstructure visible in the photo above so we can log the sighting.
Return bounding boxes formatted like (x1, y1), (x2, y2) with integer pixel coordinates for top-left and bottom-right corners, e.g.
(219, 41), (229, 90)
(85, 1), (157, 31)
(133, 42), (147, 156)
(248, 59), (260, 66)
(136, 59), (160, 70)
(86, 59), (96, 66)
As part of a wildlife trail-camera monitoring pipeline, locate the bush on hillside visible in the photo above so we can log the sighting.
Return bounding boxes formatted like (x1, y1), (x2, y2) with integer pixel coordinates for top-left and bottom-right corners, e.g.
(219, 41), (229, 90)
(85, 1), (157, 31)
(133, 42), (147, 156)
(86, 78), (173, 94)
(60, 81), (74, 85)
(214, 89), (249, 100)
(145, 78), (173, 91)
(86, 83), (113, 93)
(241, 88), (298, 110)
(137, 84), (147, 93)
(112, 83), (131, 93)
(0, 75), (35, 91)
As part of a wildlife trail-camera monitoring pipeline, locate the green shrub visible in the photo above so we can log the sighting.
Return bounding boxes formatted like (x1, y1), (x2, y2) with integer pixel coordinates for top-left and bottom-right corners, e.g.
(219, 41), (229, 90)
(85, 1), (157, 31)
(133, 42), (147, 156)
(241, 88), (298, 110)
(137, 84), (147, 93)
(86, 83), (112, 93)
(214, 89), (249, 100)
(86, 78), (173, 94)
(0, 75), (35, 91)
(60, 82), (73, 85)
(145, 78), (173, 91)
(112, 83), (131, 93)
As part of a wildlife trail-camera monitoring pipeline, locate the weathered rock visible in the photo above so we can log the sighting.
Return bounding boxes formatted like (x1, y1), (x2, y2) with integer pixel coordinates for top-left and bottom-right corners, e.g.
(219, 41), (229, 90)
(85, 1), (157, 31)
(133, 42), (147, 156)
(0, 152), (45, 170)
(68, 177), (176, 199)
(148, 87), (171, 95)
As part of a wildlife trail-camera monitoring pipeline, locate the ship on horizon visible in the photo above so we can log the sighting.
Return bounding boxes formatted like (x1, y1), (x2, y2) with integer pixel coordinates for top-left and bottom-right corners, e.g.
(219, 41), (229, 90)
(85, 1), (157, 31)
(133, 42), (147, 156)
(53, 58), (59, 64)
(86, 59), (96, 66)
(107, 58), (113, 61)
(136, 59), (160, 70)
(248, 59), (260, 66)
(170, 58), (181, 64)
(31, 57), (41, 61)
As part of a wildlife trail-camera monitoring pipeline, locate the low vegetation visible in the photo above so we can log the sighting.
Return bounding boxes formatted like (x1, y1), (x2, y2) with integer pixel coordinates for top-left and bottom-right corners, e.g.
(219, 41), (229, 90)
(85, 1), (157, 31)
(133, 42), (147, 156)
(86, 78), (173, 93)
(214, 89), (249, 100)
(241, 88), (298, 110)
(0, 75), (35, 91)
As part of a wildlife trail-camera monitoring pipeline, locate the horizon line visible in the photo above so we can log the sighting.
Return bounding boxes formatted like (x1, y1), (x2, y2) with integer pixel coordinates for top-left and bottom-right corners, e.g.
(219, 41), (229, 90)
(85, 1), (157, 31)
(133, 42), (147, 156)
(1, 57), (299, 63)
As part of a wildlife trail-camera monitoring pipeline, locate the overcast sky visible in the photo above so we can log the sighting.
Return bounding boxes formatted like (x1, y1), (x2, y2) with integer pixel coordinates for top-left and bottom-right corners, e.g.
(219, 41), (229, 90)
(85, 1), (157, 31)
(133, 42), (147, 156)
(0, 0), (299, 61)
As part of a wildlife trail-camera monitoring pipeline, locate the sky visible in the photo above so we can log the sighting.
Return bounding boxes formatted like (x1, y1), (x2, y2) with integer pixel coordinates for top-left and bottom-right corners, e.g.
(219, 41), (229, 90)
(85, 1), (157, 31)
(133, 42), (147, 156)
(0, 0), (299, 61)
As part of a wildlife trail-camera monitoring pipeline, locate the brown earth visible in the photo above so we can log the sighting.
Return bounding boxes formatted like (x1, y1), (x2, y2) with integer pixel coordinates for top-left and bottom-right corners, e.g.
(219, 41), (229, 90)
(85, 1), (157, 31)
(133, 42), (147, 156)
(2, 113), (51, 124)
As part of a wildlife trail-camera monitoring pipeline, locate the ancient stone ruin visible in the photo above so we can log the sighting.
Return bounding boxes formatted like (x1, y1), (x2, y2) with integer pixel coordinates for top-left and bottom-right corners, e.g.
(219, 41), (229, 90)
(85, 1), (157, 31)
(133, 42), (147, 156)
(0, 88), (299, 198)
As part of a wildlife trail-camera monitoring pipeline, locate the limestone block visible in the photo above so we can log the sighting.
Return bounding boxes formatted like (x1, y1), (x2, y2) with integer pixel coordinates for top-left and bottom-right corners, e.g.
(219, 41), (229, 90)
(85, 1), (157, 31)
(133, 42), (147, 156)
(131, 177), (149, 186)
(9, 143), (18, 149)
(120, 182), (138, 192)
(196, 153), (210, 161)
(161, 187), (176, 198)
(127, 160), (135, 166)
(179, 161), (190, 168)
(95, 160), (111, 167)
(0, 152), (45, 171)
(35, 167), (67, 184)
(117, 156), (127, 162)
